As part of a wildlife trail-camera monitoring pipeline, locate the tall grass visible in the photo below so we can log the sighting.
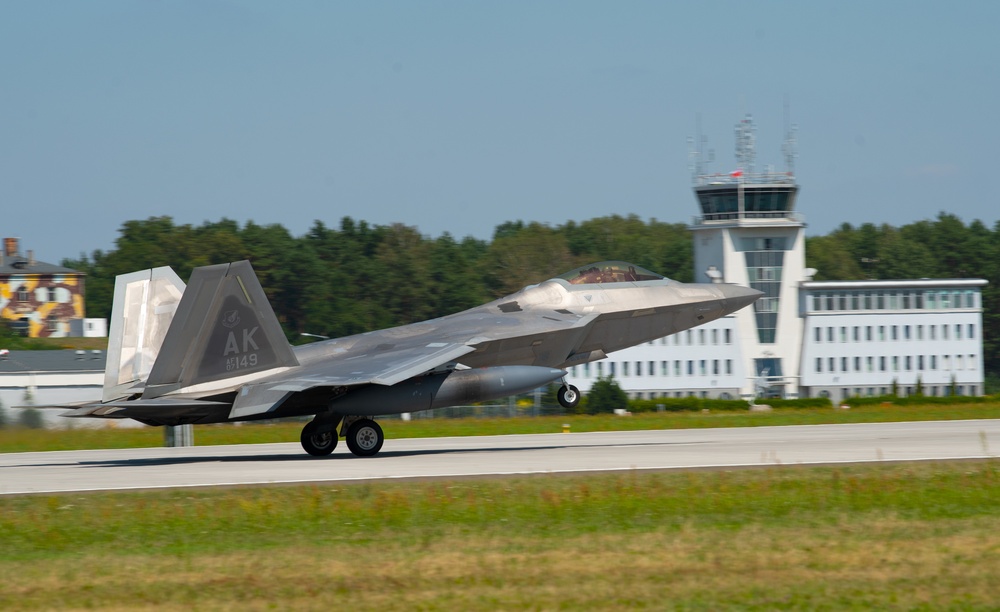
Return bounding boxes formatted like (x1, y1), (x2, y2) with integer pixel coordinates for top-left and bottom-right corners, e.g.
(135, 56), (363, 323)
(1, 461), (998, 609)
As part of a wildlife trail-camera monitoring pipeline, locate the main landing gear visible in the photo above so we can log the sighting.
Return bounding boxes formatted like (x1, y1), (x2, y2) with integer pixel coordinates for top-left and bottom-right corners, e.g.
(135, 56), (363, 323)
(557, 383), (581, 409)
(299, 415), (385, 458)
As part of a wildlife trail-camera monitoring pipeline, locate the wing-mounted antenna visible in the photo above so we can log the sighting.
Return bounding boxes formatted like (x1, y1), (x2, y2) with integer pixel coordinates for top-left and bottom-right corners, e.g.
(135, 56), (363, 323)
(143, 261), (299, 398)
(103, 267), (185, 402)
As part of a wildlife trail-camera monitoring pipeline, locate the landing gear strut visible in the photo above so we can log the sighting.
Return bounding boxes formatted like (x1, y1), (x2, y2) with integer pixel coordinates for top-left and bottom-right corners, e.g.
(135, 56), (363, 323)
(557, 384), (581, 409)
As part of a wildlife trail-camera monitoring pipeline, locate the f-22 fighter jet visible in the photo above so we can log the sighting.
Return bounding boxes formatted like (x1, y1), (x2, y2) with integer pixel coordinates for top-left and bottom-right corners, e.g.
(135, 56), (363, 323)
(57, 260), (760, 457)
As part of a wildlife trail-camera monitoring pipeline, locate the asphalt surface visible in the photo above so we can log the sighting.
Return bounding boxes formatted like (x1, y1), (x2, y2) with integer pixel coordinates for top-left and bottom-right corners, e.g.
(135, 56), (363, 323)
(2, 419), (998, 495)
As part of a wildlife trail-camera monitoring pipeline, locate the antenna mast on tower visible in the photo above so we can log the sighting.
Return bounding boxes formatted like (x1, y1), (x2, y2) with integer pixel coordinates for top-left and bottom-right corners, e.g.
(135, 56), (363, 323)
(782, 102), (799, 177)
(734, 114), (756, 175)
(688, 114), (715, 184)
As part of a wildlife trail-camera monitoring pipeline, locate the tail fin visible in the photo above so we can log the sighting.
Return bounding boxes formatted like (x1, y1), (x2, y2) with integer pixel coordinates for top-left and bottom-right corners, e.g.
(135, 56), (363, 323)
(142, 261), (299, 398)
(103, 266), (186, 402)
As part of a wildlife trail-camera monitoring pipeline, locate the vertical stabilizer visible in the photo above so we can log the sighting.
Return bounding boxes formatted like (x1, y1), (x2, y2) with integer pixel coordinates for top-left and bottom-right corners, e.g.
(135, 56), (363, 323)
(103, 267), (186, 402)
(143, 261), (299, 398)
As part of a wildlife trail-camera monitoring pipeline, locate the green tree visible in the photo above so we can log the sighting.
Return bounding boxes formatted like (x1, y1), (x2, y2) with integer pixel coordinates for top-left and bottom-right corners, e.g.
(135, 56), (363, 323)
(584, 376), (628, 414)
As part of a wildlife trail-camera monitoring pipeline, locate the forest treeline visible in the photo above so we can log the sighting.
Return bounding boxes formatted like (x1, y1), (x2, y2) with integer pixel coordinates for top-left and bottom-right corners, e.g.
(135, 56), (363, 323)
(63, 212), (1000, 377)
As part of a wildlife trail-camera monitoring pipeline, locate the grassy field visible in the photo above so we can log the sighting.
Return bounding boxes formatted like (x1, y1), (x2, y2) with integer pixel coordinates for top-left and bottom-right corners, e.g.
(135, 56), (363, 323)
(3, 401), (1000, 453)
(2, 461), (999, 609)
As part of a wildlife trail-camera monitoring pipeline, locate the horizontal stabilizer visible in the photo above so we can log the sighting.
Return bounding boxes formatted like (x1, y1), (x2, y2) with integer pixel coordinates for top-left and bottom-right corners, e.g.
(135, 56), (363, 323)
(61, 398), (232, 423)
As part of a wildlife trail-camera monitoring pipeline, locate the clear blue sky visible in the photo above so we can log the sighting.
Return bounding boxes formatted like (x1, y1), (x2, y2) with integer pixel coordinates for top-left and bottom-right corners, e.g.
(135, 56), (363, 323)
(2, 1), (997, 264)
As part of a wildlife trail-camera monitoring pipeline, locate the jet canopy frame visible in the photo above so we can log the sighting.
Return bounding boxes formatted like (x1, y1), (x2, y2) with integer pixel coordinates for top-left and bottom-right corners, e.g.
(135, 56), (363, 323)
(558, 261), (669, 285)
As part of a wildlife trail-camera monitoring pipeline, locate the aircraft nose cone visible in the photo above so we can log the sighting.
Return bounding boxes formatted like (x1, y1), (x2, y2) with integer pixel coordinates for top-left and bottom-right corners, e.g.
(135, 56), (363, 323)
(718, 284), (763, 314)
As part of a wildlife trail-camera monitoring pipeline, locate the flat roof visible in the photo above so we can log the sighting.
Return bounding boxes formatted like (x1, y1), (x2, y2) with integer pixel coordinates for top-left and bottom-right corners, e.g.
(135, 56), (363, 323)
(802, 279), (987, 290)
(0, 350), (106, 373)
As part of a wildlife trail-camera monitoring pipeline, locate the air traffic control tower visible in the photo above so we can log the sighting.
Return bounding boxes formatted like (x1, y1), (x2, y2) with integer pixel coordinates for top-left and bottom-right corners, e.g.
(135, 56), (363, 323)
(690, 115), (807, 398)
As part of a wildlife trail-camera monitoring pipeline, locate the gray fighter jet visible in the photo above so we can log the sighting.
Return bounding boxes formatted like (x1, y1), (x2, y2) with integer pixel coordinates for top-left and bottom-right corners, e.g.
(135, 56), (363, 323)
(56, 260), (760, 456)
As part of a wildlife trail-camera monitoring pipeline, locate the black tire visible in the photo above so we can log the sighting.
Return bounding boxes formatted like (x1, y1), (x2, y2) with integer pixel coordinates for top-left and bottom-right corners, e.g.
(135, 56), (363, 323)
(557, 385), (581, 409)
(345, 419), (384, 457)
(300, 420), (337, 456)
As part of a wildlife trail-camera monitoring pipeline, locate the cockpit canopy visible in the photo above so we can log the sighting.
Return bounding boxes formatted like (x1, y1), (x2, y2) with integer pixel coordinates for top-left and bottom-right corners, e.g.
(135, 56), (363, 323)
(557, 261), (668, 285)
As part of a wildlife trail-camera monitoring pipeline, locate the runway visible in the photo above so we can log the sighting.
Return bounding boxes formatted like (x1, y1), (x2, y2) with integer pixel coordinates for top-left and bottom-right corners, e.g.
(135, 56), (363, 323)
(2, 419), (998, 495)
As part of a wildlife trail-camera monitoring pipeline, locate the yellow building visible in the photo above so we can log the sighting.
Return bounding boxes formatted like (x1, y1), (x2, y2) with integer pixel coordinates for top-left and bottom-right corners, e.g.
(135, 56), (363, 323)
(0, 238), (86, 338)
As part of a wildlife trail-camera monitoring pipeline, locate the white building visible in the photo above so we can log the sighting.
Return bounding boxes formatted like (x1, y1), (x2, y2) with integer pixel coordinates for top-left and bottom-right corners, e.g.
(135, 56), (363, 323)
(565, 115), (986, 400)
(0, 350), (104, 427)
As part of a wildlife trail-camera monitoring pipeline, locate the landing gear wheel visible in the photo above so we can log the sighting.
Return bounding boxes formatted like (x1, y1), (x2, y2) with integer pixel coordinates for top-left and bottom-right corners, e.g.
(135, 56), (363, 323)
(557, 385), (581, 409)
(346, 419), (384, 457)
(300, 420), (338, 456)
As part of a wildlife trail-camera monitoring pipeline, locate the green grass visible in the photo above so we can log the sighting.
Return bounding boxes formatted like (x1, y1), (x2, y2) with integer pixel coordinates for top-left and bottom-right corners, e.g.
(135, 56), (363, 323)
(2, 461), (999, 609)
(3, 401), (1000, 453)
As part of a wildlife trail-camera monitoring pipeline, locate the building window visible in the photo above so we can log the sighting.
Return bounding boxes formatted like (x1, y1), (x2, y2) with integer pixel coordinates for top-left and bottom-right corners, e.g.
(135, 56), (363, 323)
(674, 361), (682, 376)
(711, 329), (718, 345)
(892, 356), (899, 371)
(904, 325), (911, 340)
(853, 326), (860, 342)
(969, 324), (976, 339)
(622, 362), (628, 376)
(840, 327), (847, 342)
(866, 326), (873, 341)
(828, 357), (836, 372)
(879, 356), (886, 372)
(931, 355), (937, 370)
(609, 363), (616, 377)
(724, 329), (732, 344)
(917, 325), (924, 340)
(725, 359), (733, 375)
(918, 355), (925, 370)
(661, 361), (669, 376)
(815, 328), (821, 342)
(712, 360), (719, 375)
(905, 356), (912, 371)
(699, 330), (706, 345)
(699, 360), (706, 376)
(867, 356), (874, 372)
(878, 326), (886, 341)
(827, 327), (834, 342)
(956, 324), (963, 340)
(842, 356), (848, 372)
(687, 361), (694, 376)
(16, 286), (28, 302)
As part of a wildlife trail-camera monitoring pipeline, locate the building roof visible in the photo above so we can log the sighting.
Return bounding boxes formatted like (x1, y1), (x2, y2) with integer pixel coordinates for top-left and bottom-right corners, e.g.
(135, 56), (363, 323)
(0, 256), (82, 276)
(0, 350), (106, 373)
(802, 279), (988, 290)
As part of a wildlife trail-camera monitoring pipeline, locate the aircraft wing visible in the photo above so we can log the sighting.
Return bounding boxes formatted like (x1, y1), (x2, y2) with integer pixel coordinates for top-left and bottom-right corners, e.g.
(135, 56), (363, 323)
(228, 341), (478, 418)
(227, 309), (599, 420)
